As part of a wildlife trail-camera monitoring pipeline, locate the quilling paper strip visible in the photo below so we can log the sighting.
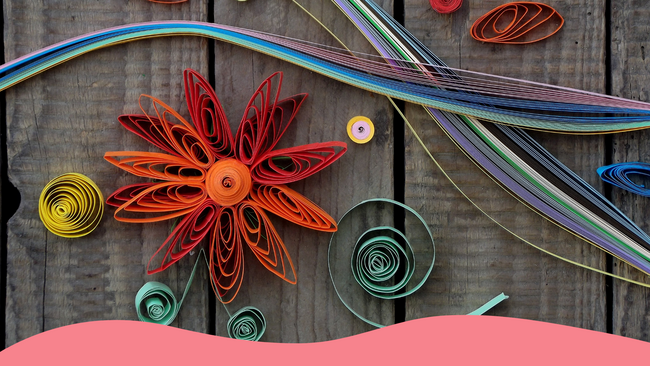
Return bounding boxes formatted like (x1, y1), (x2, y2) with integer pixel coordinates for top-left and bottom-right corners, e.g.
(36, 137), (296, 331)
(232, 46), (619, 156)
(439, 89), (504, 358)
(470, 2), (564, 44)
(38, 173), (104, 238)
(136, 249), (266, 341)
(328, 199), (507, 327)
(3, 22), (650, 133)
(2, 13), (650, 281)
(598, 162), (650, 197)
(107, 69), (344, 304)
(328, 0), (650, 283)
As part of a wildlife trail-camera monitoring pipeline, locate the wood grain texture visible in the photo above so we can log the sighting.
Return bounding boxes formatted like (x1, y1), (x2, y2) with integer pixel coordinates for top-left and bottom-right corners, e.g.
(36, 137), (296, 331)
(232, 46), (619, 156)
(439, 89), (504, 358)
(4, 0), (209, 346)
(210, 0), (395, 342)
(403, 0), (607, 330)
(610, 0), (650, 341)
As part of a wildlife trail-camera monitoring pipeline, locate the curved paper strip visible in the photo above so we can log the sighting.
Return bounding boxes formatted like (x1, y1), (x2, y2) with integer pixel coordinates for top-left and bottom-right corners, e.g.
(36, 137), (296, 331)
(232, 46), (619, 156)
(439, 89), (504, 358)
(250, 141), (347, 185)
(234, 73), (308, 164)
(104, 151), (206, 182)
(598, 162), (650, 197)
(184, 69), (235, 159)
(330, 0), (650, 282)
(238, 202), (297, 284)
(329, 198), (506, 327)
(250, 184), (337, 232)
(147, 200), (220, 274)
(328, 199), (436, 327)
(429, 0), (462, 14)
(106, 182), (157, 208)
(118, 115), (185, 157)
(470, 2), (564, 44)
(38, 173), (104, 238)
(135, 281), (178, 325)
(111, 181), (207, 223)
(209, 206), (245, 304)
(5, 22), (650, 133)
(138, 94), (215, 168)
(227, 306), (266, 341)
(136, 249), (207, 326)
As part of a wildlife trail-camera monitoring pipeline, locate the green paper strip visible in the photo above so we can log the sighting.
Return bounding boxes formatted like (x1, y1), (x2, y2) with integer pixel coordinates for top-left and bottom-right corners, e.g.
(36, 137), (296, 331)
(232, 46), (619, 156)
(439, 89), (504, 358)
(227, 306), (267, 341)
(135, 249), (205, 325)
(467, 293), (510, 315)
(135, 249), (267, 341)
(329, 198), (507, 327)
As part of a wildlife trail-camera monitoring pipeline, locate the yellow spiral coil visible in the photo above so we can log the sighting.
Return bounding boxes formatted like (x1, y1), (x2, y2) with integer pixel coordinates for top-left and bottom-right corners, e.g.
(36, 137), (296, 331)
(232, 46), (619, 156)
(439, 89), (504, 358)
(38, 173), (104, 238)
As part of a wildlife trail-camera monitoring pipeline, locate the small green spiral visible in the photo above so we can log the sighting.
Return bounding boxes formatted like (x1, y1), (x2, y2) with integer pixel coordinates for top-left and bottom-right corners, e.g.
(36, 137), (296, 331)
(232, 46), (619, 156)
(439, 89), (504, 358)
(227, 306), (266, 341)
(135, 281), (178, 325)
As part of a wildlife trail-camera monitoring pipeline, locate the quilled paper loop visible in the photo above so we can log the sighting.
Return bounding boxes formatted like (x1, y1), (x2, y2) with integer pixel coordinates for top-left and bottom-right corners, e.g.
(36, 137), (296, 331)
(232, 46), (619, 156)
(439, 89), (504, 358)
(470, 2), (564, 44)
(227, 306), (266, 341)
(328, 199), (435, 327)
(38, 173), (104, 238)
(352, 226), (415, 298)
(429, 0), (462, 14)
(347, 116), (374, 144)
(135, 281), (178, 325)
(597, 162), (650, 197)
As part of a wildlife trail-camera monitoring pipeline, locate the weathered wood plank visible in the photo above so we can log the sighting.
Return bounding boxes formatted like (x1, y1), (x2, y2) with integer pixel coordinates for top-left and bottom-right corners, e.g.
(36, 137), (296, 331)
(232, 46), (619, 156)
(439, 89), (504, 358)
(211, 0), (394, 341)
(610, 0), (650, 341)
(4, 0), (209, 346)
(403, 0), (607, 330)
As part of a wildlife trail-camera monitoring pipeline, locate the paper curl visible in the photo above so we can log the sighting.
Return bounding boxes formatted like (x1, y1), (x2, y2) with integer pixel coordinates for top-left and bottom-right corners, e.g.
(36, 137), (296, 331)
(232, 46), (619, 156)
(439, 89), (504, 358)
(38, 173), (104, 238)
(429, 0), (462, 14)
(470, 2), (564, 44)
(347, 116), (374, 144)
(135, 281), (178, 325)
(328, 199), (435, 327)
(597, 162), (650, 197)
(227, 306), (266, 341)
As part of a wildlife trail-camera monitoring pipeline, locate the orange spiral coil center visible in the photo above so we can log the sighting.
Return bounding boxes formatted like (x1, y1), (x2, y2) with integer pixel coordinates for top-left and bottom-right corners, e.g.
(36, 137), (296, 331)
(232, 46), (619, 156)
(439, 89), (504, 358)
(205, 159), (252, 206)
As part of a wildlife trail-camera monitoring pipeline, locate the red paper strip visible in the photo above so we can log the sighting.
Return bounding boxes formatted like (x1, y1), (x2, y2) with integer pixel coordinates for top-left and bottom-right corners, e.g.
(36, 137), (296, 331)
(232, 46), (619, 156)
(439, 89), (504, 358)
(470, 2), (564, 44)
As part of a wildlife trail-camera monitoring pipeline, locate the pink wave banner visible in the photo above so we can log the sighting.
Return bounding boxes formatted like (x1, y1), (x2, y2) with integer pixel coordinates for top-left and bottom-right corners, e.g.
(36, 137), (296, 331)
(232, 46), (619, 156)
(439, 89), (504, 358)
(1, 316), (648, 364)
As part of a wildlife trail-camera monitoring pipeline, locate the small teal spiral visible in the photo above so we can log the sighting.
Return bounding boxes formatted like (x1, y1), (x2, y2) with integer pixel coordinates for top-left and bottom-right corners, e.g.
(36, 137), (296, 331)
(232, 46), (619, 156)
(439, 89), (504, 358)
(227, 306), (266, 341)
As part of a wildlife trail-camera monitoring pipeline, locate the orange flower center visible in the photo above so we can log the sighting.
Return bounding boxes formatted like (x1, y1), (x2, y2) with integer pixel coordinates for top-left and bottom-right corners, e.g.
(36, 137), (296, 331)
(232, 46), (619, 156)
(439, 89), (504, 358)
(205, 159), (252, 206)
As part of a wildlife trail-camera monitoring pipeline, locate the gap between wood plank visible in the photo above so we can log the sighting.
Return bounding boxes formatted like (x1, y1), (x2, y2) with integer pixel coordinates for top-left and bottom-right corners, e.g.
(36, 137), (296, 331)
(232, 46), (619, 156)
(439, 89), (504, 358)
(604, 0), (614, 336)
(207, 0), (217, 337)
(393, 0), (406, 325)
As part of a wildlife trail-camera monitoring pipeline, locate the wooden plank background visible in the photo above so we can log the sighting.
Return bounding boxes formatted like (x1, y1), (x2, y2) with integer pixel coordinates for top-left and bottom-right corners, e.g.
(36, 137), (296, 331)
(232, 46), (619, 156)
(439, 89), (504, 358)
(3, 0), (650, 347)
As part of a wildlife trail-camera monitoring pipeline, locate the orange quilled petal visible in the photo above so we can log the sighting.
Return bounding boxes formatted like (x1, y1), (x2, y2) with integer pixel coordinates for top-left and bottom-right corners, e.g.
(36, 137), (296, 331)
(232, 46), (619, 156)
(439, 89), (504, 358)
(250, 141), (347, 185)
(138, 94), (215, 169)
(184, 69), (235, 159)
(112, 181), (207, 223)
(106, 182), (157, 208)
(250, 184), (337, 232)
(104, 151), (206, 182)
(147, 199), (220, 274)
(209, 205), (244, 304)
(238, 201), (297, 285)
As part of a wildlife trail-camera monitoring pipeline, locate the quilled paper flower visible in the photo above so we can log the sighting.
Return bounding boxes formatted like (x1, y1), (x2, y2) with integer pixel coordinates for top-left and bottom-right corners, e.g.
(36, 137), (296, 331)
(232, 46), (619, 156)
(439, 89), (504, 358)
(105, 69), (347, 303)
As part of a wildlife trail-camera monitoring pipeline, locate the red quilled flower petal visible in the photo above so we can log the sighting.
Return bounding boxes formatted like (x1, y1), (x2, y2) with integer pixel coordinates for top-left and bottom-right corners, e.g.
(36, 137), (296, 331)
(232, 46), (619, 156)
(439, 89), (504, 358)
(147, 199), (220, 274)
(184, 69), (235, 159)
(104, 151), (206, 182)
(234, 71), (308, 164)
(209, 205), (244, 304)
(111, 181), (207, 223)
(138, 94), (215, 169)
